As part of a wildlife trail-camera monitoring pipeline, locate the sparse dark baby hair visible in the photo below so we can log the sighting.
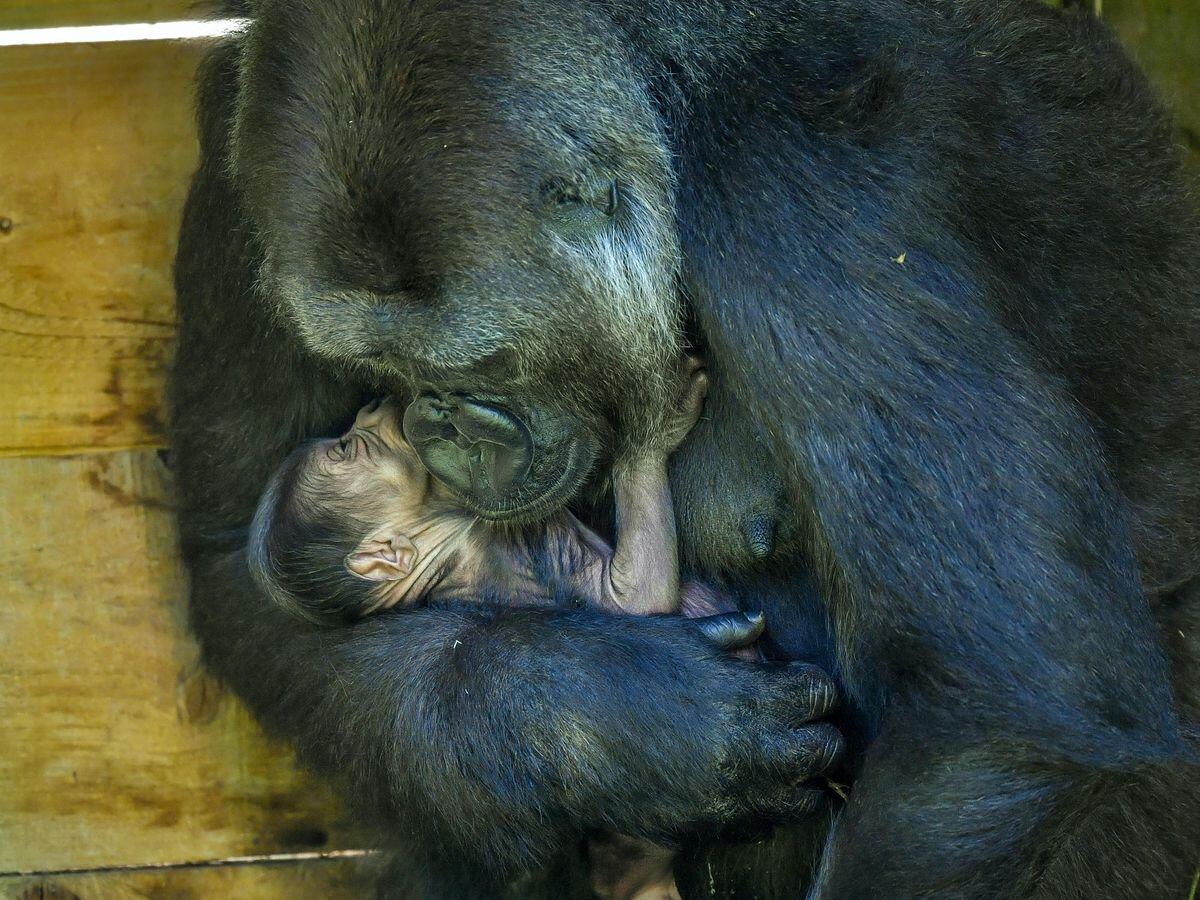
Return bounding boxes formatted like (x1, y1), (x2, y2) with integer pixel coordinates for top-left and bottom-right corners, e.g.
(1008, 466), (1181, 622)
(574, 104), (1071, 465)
(248, 442), (379, 625)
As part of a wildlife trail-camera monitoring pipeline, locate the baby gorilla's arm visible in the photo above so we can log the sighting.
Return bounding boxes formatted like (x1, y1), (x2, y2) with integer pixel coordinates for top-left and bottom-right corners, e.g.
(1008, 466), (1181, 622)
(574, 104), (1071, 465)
(605, 457), (679, 616)
(603, 361), (708, 616)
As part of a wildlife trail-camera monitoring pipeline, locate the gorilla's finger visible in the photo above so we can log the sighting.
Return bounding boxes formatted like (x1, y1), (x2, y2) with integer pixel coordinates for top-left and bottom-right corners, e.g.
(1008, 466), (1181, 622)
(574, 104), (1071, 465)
(765, 662), (840, 724)
(691, 611), (765, 650)
(767, 723), (844, 780)
(810, 723), (846, 776)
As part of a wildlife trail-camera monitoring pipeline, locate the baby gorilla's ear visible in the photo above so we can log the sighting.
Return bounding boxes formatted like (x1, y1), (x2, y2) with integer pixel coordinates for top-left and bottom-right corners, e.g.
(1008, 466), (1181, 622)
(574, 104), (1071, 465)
(345, 528), (420, 581)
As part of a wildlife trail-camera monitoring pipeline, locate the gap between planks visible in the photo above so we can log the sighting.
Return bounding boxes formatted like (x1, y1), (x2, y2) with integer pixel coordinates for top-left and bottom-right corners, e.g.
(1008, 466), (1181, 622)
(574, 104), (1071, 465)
(0, 442), (165, 461)
(1, 849), (381, 880)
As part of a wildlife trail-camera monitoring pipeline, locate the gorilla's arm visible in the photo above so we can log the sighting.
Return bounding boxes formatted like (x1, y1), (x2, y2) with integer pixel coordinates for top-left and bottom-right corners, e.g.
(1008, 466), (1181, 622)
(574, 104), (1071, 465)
(169, 42), (841, 880)
(675, 12), (1196, 895)
(187, 555), (837, 873)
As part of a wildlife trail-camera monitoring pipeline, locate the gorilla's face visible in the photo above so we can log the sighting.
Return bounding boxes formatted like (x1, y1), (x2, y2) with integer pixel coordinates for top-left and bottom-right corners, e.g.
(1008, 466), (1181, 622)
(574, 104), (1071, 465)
(232, 0), (683, 521)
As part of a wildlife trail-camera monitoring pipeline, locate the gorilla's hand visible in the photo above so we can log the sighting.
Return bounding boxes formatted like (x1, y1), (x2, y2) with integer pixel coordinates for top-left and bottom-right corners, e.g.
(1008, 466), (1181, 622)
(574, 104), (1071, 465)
(684, 609), (844, 823)
(676, 614), (844, 840)
(188, 551), (841, 878)
(633, 354), (711, 460)
(334, 604), (843, 873)
(656, 355), (709, 454)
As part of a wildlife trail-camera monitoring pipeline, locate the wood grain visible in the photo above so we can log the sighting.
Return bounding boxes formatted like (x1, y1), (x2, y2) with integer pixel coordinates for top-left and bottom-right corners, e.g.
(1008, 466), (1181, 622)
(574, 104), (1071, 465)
(0, 855), (383, 900)
(1106, 0), (1200, 161)
(0, 3), (198, 30)
(0, 451), (371, 873)
(0, 41), (202, 458)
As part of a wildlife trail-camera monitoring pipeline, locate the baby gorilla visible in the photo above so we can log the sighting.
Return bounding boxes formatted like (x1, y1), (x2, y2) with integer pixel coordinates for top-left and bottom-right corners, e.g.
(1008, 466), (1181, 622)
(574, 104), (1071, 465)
(249, 361), (754, 900)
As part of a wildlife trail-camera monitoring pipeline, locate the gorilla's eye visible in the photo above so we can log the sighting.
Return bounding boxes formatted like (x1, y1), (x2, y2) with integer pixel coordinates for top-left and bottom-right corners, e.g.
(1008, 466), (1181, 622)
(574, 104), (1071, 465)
(543, 177), (621, 236)
(605, 179), (620, 216)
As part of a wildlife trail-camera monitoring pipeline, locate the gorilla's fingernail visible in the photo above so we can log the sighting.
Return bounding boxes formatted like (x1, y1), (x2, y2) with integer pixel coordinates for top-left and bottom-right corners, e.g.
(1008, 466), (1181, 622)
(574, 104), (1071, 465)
(747, 610), (765, 625)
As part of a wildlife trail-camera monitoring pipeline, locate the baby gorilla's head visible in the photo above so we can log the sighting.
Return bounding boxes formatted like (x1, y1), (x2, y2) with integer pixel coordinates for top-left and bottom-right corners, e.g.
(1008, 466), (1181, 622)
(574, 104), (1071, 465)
(249, 398), (476, 623)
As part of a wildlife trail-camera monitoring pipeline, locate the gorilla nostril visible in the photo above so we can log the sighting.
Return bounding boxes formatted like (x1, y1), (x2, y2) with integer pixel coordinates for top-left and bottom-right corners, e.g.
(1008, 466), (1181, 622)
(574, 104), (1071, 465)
(428, 398), (456, 419)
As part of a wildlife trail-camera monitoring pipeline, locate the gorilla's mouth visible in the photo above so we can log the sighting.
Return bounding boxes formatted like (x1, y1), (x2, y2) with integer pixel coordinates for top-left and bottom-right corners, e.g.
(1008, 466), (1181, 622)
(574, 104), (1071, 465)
(402, 392), (595, 522)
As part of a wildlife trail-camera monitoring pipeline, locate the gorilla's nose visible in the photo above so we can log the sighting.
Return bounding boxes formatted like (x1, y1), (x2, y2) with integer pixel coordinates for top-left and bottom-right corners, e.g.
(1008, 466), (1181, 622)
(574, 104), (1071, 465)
(402, 392), (534, 501)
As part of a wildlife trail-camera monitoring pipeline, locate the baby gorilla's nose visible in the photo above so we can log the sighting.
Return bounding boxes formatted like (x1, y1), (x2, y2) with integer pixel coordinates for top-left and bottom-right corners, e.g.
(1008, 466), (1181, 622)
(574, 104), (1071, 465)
(354, 397), (385, 428)
(402, 392), (534, 503)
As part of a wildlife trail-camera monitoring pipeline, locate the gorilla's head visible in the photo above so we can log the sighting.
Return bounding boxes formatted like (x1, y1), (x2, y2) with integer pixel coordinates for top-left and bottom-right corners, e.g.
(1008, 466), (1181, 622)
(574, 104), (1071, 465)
(231, 0), (689, 521)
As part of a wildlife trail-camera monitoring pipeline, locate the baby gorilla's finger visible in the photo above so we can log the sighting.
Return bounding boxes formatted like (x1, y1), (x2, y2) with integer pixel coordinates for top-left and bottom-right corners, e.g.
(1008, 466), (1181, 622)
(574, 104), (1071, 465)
(762, 662), (840, 725)
(680, 352), (706, 379)
(691, 611), (766, 650)
(681, 367), (709, 411)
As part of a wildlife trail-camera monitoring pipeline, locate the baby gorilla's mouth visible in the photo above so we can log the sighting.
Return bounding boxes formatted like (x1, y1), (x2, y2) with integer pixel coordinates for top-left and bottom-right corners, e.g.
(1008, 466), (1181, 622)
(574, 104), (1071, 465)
(403, 392), (536, 504)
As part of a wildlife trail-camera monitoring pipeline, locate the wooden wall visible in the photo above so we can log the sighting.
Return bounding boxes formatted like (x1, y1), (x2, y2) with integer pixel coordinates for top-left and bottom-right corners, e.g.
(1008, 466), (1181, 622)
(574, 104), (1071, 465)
(0, 4), (378, 898)
(0, 2), (1195, 897)
(0, 3), (194, 30)
(1107, 1), (1200, 158)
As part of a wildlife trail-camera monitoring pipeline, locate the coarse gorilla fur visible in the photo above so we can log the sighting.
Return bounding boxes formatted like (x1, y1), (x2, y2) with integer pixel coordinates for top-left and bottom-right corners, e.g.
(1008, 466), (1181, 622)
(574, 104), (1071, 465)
(170, 0), (1200, 897)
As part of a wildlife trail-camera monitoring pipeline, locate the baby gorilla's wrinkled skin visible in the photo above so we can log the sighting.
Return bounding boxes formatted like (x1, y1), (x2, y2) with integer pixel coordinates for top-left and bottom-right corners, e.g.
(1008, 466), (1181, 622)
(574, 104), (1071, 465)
(251, 362), (752, 900)
(253, 362), (736, 623)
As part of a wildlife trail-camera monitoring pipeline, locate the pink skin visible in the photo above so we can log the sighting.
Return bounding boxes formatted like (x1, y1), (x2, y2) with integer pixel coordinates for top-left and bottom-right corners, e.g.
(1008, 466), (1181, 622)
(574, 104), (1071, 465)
(305, 363), (730, 625)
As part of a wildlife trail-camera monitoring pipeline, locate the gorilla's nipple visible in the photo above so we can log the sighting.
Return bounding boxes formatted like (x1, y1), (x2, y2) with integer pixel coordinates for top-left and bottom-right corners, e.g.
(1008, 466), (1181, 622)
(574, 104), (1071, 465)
(743, 515), (777, 560)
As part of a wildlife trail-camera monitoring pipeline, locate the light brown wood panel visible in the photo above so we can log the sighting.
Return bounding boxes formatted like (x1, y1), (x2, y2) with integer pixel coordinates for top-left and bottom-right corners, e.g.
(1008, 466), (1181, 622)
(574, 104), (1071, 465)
(0, 40), (203, 458)
(0, 854), (383, 900)
(1106, 0), (1200, 160)
(0, 2), (198, 30)
(0, 451), (370, 873)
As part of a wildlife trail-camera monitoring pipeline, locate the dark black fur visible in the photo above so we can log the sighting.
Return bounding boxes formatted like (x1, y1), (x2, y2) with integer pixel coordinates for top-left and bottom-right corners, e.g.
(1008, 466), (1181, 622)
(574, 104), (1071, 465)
(171, 1), (1200, 896)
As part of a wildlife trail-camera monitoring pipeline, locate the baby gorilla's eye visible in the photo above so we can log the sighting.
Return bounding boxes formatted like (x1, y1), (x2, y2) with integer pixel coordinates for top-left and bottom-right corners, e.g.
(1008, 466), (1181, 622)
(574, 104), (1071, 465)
(326, 436), (353, 463)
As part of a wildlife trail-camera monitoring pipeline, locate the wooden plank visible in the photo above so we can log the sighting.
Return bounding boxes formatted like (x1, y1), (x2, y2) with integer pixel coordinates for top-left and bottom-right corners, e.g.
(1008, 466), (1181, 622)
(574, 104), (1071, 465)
(0, 41), (202, 458)
(0, 451), (371, 873)
(0, 855), (383, 900)
(0, 3), (198, 30)
(1105, 0), (1200, 160)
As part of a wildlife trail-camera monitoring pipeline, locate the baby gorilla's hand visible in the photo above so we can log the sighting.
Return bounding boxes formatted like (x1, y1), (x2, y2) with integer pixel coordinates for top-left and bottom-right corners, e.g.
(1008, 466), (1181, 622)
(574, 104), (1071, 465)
(659, 355), (708, 453)
(615, 354), (707, 472)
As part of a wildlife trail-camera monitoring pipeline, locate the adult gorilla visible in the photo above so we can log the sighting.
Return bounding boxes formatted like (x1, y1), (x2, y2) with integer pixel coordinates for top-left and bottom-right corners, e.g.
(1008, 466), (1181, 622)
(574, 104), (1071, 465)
(171, 0), (1200, 896)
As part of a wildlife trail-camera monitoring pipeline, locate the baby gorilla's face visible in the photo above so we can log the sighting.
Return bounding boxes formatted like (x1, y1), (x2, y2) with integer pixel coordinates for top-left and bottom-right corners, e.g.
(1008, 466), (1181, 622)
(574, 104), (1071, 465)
(315, 397), (433, 506)
(306, 397), (474, 607)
